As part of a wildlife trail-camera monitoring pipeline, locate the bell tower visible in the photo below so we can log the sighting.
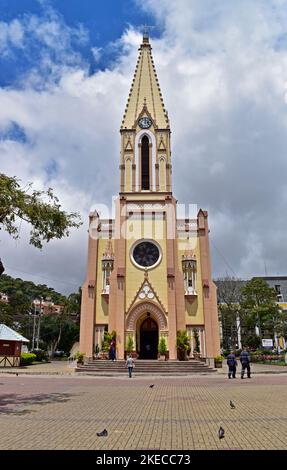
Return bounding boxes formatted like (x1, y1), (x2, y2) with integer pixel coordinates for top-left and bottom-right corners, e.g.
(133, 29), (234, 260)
(120, 33), (172, 194)
(79, 31), (220, 364)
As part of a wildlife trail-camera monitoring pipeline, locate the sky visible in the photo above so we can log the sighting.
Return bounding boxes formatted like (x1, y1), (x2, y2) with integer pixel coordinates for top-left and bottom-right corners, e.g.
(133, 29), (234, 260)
(1, 0), (287, 295)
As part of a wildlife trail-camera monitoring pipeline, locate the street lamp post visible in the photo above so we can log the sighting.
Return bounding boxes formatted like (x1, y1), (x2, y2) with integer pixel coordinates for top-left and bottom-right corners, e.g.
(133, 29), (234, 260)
(36, 297), (43, 350)
(32, 300), (37, 350)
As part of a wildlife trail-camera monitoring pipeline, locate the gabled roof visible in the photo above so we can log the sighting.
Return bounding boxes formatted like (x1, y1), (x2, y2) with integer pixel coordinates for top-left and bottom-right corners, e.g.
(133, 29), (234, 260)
(121, 35), (170, 130)
(126, 271), (167, 314)
(0, 324), (29, 342)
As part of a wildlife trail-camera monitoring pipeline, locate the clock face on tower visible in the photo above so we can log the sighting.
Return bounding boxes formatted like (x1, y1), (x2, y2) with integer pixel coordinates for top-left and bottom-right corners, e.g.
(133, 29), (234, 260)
(138, 117), (152, 129)
(132, 240), (161, 269)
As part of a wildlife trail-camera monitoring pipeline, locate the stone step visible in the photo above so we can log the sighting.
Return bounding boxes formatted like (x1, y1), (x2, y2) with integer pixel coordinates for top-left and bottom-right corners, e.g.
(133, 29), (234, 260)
(83, 362), (208, 366)
(75, 370), (217, 375)
(82, 363), (209, 368)
(75, 359), (217, 375)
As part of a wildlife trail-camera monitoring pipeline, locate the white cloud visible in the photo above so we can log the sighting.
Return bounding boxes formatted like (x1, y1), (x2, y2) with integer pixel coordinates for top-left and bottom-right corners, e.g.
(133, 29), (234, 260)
(0, 19), (24, 54)
(2, 1), (287, 293)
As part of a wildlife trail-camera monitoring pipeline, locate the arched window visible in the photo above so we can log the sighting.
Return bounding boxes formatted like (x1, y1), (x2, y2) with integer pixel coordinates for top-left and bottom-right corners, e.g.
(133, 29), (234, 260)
(141, 135), (150, 190)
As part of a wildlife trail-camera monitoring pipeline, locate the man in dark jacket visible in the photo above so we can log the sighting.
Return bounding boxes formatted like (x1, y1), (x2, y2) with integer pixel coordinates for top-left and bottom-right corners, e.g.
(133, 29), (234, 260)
(227, 351), (237, 379)
(240, 348), (251, 379)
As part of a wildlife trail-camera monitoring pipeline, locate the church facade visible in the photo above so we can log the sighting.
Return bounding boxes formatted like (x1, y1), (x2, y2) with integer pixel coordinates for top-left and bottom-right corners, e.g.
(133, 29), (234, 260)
(79, 33), (220, 362)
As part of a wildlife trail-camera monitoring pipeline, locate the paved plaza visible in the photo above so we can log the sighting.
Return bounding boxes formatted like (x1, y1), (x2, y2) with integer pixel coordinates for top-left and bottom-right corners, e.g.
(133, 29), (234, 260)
(0, 371), (287, 450)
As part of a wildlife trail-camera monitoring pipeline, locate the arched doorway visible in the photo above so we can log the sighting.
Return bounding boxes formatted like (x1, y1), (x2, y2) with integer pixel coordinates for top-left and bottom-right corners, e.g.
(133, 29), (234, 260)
(139, 315), (159, 359)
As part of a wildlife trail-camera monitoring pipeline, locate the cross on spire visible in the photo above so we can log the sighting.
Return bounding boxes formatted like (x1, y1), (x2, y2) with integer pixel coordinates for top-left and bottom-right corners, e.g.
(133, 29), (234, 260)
(141, 24), (155, 43)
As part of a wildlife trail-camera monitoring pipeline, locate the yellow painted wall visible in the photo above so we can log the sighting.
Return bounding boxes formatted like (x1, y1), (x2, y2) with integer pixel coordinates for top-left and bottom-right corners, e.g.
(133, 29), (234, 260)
(125, 216), (168, 312)
(159, 157), (166, 191)
(94, 224), (204, 326)
(95, 237), (110, 324)
(177, 234), (204, 325)
(125, 157), (132, 192)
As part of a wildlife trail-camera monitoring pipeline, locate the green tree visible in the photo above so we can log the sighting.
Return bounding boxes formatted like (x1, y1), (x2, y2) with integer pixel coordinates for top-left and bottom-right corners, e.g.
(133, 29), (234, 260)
(0, 272), (81, 353)
(240, 278), (280, 343)
(0, 173), (81, 249)
(40, 311), (79, 357)
(216, 277), (244, 350)
(0, 301), (15, 327)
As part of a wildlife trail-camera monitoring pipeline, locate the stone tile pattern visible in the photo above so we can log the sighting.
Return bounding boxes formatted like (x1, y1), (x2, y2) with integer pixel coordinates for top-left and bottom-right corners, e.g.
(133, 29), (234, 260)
(0, 374), (287, 450)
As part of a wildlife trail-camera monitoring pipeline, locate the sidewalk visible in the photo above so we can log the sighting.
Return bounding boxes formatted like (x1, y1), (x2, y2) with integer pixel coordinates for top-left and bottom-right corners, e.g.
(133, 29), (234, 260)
(217, 359), (287, 375)
(0, 359), (287, 376)
(0, 360), (75, 375)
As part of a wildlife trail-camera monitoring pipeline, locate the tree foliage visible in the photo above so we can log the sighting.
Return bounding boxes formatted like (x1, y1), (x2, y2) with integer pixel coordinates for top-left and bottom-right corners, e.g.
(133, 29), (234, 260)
(216, 277), (244, 350)
(126, 335), (134, 354)
(0, 274), (66, 304)
(216, 276), (287, 351)
(158, 336), (167, 355)
(240, 278), (280, 341)
(0, 173), (82, 249)
(0, 274), (81, 355)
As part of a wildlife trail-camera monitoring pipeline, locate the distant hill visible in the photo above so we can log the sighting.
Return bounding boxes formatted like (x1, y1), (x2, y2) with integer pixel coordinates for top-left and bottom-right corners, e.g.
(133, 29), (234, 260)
(0, 274), (66, 305)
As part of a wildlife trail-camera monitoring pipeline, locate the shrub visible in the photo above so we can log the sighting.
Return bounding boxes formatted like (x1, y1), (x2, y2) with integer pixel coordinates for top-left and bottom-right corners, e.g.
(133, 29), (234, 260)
(243, 335), (261, 350)
(101, 331), (117, 352)
(250, 352), (285, 363)
(177, 330), (190, 361)
(222, 349), (230, 357)
(74, 352), (85, 364)
(31, 349), (49, 362)
(158, 337), (167, 356)
(20, 353), (37, 366)
(126, 335), (134, 354)
(192, 328), (200, 353)
(214, 355), (223, 362)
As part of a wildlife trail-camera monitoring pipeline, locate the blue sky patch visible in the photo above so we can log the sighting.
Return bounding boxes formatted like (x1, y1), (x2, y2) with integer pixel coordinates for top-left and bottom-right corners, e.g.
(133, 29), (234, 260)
(0, 121), (28, 143)
(0, 0), (158, 87)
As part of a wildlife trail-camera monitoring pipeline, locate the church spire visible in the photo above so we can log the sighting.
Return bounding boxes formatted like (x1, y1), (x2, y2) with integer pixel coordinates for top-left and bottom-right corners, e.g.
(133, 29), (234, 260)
(121, 34), (169, 130)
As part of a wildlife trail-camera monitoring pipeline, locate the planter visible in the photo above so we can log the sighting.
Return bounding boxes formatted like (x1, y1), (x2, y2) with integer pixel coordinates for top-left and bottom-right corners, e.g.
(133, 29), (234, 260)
(158, 354), (166, 361)
(125, 351), (138, 359)
(177, 349), (188, 361)
(214, 361), (223, 368)
(96, 352), (109, 360)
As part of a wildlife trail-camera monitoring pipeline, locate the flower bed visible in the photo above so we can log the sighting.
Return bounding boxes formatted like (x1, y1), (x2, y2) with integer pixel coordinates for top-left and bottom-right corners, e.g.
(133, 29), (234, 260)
(250, 354), (285, 363)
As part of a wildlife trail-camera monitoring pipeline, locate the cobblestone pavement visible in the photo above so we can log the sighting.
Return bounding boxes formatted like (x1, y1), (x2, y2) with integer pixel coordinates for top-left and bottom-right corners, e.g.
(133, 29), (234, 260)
(0, 374), (287, 450)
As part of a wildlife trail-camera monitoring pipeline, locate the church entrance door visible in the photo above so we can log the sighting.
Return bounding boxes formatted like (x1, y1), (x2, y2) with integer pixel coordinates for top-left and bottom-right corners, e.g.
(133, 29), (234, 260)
(139, 316), (159, 359)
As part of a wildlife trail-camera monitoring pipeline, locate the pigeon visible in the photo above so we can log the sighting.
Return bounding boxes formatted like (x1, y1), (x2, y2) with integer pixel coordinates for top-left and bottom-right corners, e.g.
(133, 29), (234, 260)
(230, 400), (235, 409)
(16, 373), (18, 377)
(149, 384), (154, 388)
(218, 426), (225, 439)
(97, 429), (108, 437)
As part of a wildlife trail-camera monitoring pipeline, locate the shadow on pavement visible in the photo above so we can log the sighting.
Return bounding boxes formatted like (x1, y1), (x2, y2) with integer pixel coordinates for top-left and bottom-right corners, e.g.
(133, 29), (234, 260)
(0, 392), (73, 415)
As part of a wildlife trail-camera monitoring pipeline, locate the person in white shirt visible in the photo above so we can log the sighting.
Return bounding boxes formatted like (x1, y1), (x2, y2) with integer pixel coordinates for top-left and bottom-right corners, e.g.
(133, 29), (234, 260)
(126, 355), (135, 378)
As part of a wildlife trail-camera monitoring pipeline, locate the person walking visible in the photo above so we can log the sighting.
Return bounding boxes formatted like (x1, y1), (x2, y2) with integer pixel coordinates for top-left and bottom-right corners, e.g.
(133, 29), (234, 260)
(126, 355), (135, 378)
(109, 339), (116, 361)
(240, 348), (251, 379)
(227, 351), (237, 379)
